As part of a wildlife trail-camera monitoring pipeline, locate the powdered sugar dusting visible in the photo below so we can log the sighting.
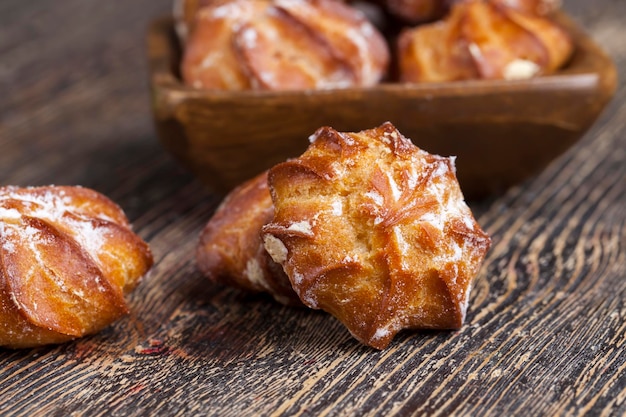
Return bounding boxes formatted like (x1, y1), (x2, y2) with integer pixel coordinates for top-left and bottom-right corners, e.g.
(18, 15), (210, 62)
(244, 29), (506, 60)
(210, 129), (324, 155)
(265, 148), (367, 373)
(330, 199), (343, 216)
(292, 270), (304, 286)
(0, 190), (112, 265)
(62, 215), (107, 262)
(342, 254), (359, 264)
(0, 208), (21, 220)
(0, 186), (136, 296)
(240, 26), (258, 49)
(210, 1), (245, 20)
(372, 326), (390, 342)
(365, 190), (384, 207)
(0, 187), (117, 225)
(265, 123), (490, 349)
(432, 159), (450, 179)
(418, 211), (445, 231)
(2, 239), (15, 254)
(301, 287), (319, 309)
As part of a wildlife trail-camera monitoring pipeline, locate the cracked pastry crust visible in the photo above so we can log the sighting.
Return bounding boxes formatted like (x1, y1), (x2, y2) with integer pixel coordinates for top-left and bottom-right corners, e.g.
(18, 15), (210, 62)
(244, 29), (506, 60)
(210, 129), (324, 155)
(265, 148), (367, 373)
(398, 0), (572, 82)
(181, 0), (389, 91)
(0, 186), (153, 348)
(196, 171), (301, 306)
(262, 122), (491, 349)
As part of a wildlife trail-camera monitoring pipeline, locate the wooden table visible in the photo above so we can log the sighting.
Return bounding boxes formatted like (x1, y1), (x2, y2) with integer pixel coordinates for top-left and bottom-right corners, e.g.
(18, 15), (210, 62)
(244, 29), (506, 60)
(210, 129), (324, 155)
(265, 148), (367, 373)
(0, 1), (624, 415)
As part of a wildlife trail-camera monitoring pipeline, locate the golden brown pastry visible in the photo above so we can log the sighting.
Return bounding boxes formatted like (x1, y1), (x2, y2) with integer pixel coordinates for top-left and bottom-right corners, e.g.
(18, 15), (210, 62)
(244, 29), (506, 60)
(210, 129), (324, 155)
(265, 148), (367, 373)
(181, 0), (390, 90)
(0, 186), (153, 348)
(262, 123), (491, 349)
(398, 0), (573, 82)
(196, 171), (301, 306)
(173, 0), (226, 40)
(398, 3), (478, 82)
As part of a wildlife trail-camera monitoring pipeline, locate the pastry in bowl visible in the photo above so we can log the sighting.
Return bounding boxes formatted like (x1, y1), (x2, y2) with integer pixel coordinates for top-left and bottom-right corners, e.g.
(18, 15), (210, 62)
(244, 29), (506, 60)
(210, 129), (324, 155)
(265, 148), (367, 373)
(196, 171), (301, 306)
(181, 0), (390, 90)
(262, 122), (491, 349)
(173, 0), (226, 40)
(0, 186), (153, 348)
(398, 0), (573, 82)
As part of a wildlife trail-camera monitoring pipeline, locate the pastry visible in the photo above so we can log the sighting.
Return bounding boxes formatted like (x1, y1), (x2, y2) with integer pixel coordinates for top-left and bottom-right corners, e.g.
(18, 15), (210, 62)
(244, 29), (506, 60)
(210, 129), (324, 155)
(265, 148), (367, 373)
(398, 3), (479, 83)
(181, 0), (389, 90)
(196, 171), (301, 306)
(0, 186), (153, 348)
(262, 122), (491, 349)
(398, 0), (573, 82)
(173, 0), (226, 40)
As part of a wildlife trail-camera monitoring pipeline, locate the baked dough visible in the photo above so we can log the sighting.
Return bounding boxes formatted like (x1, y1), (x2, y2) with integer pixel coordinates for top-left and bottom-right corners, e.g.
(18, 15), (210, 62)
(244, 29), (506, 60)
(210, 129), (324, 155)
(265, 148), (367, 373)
(181, 0), (389, 90)
(262, 123), (491, 349)
(0, 186), (153, 348)
(196, 171), (301, 306)
(398, 0), (572, 82)
(173, 0), (227, 40)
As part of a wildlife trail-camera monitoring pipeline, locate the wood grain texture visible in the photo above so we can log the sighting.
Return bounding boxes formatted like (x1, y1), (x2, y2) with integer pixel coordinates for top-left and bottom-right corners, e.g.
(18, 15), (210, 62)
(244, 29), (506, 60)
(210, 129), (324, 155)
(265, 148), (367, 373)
(0, 0), (624, 416)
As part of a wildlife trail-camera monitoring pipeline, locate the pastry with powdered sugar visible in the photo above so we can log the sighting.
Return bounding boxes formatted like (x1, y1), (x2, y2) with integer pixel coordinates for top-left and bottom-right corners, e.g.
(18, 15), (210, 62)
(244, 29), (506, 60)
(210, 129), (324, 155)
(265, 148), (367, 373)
(397, 0), (572, 82)
(262, 122), (491, 349)
(0, 186), (153, 348)
(180, 0), (389, 90)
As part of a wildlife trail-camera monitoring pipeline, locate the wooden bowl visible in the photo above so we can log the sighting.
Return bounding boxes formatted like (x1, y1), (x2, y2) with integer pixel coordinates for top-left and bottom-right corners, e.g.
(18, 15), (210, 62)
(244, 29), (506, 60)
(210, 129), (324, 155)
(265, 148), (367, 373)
(147, 12), (617, 198)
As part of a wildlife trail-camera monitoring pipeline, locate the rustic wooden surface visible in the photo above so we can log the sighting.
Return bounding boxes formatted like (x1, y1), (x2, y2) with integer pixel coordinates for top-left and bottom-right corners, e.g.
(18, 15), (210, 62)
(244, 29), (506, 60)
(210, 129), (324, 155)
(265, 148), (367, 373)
(0, 0), (624, 416)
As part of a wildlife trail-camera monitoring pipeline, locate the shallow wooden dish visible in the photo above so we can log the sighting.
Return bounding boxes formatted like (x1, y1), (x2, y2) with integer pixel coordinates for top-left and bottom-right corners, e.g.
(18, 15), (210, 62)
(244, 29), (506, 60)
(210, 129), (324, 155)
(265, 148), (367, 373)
(148, 12), (616, 198)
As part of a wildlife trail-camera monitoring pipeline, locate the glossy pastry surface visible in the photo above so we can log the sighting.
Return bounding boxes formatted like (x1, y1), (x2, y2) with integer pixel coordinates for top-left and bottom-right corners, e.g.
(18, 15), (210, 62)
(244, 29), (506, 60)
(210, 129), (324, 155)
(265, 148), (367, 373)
(398, 0), (573, 82)
(181, 0), (389, 90)
(196, 172), (301, 306)
(0, 186), (153, 348)
(262, 123), (491, 349)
